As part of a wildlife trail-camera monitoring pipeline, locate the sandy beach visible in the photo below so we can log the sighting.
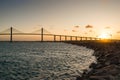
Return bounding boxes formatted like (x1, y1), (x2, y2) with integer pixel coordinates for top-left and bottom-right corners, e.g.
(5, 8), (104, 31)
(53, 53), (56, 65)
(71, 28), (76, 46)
(66, 40), (120, 80)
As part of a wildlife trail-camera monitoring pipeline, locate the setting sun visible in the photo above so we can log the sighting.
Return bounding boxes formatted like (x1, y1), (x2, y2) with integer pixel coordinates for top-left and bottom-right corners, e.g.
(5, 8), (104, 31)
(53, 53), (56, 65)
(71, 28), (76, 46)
(98, 33), (112, 39)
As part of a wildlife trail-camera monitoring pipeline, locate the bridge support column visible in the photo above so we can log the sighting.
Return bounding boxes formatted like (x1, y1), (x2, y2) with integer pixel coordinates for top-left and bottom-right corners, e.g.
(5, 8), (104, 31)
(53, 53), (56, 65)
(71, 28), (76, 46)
(54, 35), (56, 42)
(70, 36), (72, 41)
(60, 35), (61, 41)
(41, 28), (43, 42)
(90, 37), (92, 40)
(80, 37), (82, 41)
(75, 37), (77, 41)
(65, 36), (67, 41)
(10, 27), (13, 42)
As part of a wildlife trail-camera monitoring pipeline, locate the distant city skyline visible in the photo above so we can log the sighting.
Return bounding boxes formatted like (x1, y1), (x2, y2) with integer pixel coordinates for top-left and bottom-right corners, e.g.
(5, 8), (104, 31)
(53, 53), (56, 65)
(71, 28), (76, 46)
(0, 0), (120, 40)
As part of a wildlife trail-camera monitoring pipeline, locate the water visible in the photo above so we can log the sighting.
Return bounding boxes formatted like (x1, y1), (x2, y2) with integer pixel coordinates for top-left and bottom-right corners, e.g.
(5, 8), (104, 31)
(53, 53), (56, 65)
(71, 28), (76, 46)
(0, 42), (96, 80)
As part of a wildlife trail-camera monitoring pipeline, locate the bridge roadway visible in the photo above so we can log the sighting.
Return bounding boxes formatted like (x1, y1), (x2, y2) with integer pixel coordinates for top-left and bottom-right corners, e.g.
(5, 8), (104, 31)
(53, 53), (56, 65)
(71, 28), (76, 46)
(0, 33), (97, 38)
(0, 33), (53, 35)
(0, 33), (100, 40)
(0, 27), (102, 42)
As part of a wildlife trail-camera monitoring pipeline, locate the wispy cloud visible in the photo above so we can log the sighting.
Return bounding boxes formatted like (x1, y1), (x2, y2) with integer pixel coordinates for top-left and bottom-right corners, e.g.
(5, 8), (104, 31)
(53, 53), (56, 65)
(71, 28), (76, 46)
(72, 30), (77, 32)
(105, 26), (111, 29)
(117, 31), (120, 34)
(74, 26), (79, 28)
(85, 25), (93, 28)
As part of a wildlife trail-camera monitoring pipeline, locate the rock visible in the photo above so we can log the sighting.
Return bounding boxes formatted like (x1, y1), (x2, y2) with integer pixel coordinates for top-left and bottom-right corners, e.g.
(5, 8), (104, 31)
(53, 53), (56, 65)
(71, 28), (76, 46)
(105, 61), (110, 65)
(90, 76), (106, 80)
(90, 75), (115, 80)
(89, 63), (97, 68)
(66, 41), (120, 80)
(76, 76), (83, 80)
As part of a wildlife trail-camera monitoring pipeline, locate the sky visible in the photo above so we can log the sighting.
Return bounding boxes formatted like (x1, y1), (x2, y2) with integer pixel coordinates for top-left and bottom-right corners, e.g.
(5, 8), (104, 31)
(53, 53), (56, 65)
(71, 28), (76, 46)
(0, 0), (120, 40)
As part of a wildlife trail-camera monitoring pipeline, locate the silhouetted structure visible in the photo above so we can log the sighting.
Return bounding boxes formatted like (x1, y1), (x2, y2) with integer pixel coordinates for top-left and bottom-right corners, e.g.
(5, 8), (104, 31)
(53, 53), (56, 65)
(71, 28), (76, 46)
(41, 28), (43, 42)
(0, 27), (103, 42)
(10, 27), (13, 42)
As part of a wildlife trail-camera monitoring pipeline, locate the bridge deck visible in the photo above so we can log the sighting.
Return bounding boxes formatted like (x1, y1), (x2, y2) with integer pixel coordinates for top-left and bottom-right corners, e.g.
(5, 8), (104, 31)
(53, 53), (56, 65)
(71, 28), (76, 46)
(0, 27), (102, 42)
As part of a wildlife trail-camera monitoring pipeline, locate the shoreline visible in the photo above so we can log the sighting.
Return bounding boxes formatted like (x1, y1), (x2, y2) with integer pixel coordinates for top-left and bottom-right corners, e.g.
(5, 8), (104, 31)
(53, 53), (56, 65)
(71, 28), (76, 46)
(65, 41), (120, 80)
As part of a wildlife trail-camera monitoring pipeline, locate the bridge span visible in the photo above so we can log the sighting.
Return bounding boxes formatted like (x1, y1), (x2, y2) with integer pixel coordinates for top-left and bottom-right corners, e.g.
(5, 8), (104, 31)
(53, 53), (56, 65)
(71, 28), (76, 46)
(0, 27), (102, 42)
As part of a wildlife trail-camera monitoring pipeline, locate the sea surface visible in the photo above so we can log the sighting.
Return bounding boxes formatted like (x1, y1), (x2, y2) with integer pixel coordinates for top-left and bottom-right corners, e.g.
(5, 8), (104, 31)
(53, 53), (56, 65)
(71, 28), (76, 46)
(0, 42), (96, 80)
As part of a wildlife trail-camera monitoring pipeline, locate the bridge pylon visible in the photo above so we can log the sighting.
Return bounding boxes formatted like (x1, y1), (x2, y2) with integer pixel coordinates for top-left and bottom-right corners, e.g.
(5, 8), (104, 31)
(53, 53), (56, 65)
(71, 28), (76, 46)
(41, 28), (43, 42)
(10, 27), (13, 42)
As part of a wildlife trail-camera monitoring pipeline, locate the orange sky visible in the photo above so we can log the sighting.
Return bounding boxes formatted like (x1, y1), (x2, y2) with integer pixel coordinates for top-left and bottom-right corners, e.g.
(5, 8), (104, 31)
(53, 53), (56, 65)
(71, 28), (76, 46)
(0, 0), (120, 40)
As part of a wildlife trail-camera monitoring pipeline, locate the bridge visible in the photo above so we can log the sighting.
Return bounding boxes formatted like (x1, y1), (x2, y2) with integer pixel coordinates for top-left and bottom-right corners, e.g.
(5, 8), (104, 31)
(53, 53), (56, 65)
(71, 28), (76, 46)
(0, 27), (102, 42)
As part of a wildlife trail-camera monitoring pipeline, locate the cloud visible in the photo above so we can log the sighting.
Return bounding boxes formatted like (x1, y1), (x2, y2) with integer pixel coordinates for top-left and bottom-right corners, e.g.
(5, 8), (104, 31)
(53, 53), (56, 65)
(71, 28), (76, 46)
(105, 26), (111, 29)
(117, 31), (120, 34)
(72, 30), (77, 32)
(74, 26), (79, 28)
(85, 25), (93, 28)
(89, 30), (93, 32)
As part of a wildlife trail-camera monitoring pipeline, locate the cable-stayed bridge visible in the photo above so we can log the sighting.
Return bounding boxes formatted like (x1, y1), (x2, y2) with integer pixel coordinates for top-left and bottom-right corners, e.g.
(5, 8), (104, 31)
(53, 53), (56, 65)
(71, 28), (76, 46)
(0, 27), (101, 42)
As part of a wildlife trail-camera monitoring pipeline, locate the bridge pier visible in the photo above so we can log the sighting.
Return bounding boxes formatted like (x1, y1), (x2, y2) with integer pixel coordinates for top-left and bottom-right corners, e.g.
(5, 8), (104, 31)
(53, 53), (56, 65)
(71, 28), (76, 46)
(75, 36), (77, 41)
(41, 28), (43, 42)
(54, 35), (56, 42)
(90, 37), (92, 40)
(70, 36), (72, 41)
(65, 36), (67, 41)
(10, 27), (13, 42)
(60, 35), (61, 41)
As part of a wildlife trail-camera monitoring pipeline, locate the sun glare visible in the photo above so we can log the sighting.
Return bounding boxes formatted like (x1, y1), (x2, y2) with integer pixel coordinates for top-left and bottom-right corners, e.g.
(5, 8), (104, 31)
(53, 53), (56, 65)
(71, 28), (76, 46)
(98, 33), (111, 39)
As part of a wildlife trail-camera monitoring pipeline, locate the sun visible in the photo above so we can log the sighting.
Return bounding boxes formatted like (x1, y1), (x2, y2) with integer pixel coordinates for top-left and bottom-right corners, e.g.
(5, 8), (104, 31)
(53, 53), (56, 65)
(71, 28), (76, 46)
(98, 33), (111, 39)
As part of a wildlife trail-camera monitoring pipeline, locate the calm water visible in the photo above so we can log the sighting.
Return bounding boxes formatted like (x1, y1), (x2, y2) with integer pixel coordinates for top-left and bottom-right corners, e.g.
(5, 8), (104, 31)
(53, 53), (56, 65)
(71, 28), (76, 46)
(0, 42), (96, 80)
